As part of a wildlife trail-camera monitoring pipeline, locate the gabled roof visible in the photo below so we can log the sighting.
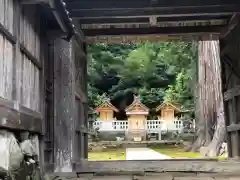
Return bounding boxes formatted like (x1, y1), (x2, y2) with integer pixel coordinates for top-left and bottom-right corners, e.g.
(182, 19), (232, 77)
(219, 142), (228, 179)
(95, 98), (119, 112)
(125, 96), (149, 115)
(156, 101), (182, 112)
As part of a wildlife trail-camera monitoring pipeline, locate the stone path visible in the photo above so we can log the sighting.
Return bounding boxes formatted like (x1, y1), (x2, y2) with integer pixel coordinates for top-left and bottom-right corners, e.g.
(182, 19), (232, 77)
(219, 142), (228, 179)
(126, 147), (171, 160)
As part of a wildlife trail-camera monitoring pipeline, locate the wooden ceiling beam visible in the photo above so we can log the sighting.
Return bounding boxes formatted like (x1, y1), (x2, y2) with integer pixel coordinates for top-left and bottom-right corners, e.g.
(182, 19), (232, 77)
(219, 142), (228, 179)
(83, 25), (225, 37)
(69, 5), (238, 19)
(220, 13), (240, 39)
(21, 0), (48, 4)
(65, 0), (240, 10)
(77, 15), (230, 25)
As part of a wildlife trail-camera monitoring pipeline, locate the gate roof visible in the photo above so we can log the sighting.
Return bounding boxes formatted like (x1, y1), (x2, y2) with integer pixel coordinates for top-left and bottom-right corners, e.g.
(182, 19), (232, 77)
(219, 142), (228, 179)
(64, 0), (239, 43)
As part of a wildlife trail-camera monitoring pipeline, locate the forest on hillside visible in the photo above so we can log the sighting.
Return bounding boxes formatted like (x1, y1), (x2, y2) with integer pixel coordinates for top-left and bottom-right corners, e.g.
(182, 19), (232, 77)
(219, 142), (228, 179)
(87, 42), (198, 119)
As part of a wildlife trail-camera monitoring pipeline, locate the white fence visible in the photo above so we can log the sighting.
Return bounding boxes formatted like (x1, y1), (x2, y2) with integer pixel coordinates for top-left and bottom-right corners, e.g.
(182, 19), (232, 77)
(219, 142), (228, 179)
(92, 119), (183, 133)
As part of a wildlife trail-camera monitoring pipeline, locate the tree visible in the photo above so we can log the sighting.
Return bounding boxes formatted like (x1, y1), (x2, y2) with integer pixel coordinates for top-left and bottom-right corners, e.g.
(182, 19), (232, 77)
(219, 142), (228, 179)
(163, 42), (198, 112)
(191, 40), (225, 157)
(87, 42), (197, 119)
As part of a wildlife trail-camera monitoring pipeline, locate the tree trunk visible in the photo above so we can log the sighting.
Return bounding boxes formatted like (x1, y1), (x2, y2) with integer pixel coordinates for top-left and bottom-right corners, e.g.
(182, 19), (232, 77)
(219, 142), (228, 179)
(191, 40), (214, 152)
(205, 40), (226, 157)
(191, 39), (225, 156)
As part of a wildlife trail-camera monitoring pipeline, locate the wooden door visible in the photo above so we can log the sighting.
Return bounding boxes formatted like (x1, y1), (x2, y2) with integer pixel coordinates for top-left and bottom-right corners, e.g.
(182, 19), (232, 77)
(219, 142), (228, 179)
(128, 115), (145, 130)
(162, 109), (174, 120)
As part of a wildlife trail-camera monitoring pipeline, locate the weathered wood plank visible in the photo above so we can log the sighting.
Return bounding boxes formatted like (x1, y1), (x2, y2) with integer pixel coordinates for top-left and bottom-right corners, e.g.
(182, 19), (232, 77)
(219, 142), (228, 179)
(227, 124), (240, 132)
(66, 0), (240, 10)
(17, 53), (40, 112)
(73, 160), (240, 174)
(0, 0), (4, 25)
(221, 21), (240, 157)
(20, 6), (40, 60)
(0, 35), (14, 100)
(1, 0), (14, 34)
(0, 97), (42, 133)
(224, 86), (240, 101)
(53, 38), (75, 172)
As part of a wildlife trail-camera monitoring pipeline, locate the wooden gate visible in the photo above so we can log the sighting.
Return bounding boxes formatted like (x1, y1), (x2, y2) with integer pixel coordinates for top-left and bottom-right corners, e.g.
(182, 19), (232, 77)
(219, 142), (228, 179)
(220, 15), (240, 157)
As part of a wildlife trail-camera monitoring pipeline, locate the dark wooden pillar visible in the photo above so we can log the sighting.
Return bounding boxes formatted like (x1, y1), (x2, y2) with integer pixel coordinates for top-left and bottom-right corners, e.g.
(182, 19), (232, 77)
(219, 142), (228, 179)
(73, 39), (88, 167)
(53, 38), (76, 172)
(220, 15), (240, 158)
(82, 42), (88, 159)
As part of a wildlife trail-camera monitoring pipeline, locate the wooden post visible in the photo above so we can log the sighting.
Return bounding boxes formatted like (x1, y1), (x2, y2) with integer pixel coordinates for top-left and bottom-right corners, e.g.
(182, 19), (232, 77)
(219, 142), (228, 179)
(53, 38), (76, 172)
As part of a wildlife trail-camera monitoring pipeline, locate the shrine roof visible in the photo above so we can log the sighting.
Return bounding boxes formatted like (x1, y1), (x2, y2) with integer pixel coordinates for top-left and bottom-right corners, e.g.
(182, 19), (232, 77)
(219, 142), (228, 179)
(156, 101), (182, 112)
(125, 96), (149, 114)
(95, 98), (119, 112)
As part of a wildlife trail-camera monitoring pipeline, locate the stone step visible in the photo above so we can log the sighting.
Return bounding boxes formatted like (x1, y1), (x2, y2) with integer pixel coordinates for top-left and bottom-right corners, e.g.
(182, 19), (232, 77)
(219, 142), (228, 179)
(45, 172), (240, 180)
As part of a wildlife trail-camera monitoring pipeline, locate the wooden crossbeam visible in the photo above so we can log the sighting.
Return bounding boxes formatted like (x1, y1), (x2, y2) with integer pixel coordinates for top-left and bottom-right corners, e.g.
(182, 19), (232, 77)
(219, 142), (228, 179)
(83, 25), (224, 37)
(20, 43), (42, 69)
(227, 124), (240, 132)
(220, 13), (240, 39)
(69, 5), (238, 19)
(65, 0), (240, 10)
(21, 0), (48, 4)
(0, 97), (43, 133)
(0, 23), (16, 44)
(77, 15), (230, 24)
(224, 86), (240, 101)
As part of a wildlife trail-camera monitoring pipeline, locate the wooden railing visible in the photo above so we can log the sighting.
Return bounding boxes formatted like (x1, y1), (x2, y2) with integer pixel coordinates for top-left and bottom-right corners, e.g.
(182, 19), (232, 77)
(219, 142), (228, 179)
(92, 119), (183, 133)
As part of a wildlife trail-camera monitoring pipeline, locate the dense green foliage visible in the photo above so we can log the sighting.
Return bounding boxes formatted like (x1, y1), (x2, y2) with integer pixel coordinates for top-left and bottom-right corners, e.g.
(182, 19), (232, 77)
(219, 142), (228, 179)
(87, 42), (197, 117)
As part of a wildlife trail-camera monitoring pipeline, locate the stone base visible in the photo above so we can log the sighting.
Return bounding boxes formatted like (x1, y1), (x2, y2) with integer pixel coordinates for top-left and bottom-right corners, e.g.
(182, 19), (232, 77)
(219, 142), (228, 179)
(125, 129), (147, 141)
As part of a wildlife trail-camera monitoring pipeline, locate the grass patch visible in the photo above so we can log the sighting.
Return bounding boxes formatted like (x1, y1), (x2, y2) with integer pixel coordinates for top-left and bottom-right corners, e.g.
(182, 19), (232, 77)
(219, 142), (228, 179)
(152, 146), (200, 158)
(151, 145), (227, 160)
(88, 149), (125, 161)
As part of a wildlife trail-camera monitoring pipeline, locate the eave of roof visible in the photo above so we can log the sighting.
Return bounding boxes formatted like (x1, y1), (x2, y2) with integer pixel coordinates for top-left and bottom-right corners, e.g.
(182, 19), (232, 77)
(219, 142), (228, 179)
(156, 101), (182, 112)
(54, 0), (75, 40)
(31, 0), (75, 40)
(94, 100), (119, 113)
(125, 97), (149, 113)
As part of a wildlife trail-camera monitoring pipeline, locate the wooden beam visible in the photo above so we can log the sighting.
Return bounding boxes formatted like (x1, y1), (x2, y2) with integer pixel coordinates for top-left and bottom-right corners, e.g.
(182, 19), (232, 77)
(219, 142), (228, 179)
(53, 38), (76, 171)
(20, 43), (42, 69)
(69, 5), (238, 19)
(222, 55), (240, 82)
(85, 34), (214, 44)
(75, 126), (89, 134)
(224, 86), (240, 101)
(21, 0), (49, 4)
(72, 159), (240, 173)
(77, 15), (230, 24)
(0, 23), (16, 44)
(0, 97), (43, 133)
(227, 123), (240, 132)
(221, 13), (240, 39)
(83, 25), (224, 36)
(66, 0), (240, 10)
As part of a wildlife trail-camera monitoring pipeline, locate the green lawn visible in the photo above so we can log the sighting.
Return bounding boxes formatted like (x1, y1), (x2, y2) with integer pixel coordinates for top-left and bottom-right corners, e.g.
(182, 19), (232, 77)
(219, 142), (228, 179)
(152, 146), (201, 158)
(152, 146), (227, 160)
(88, 149), (125, 161)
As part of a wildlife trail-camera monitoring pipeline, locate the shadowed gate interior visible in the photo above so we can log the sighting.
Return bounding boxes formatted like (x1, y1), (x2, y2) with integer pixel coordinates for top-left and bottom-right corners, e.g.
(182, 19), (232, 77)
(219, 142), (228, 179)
(1, 0), (240, 177)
